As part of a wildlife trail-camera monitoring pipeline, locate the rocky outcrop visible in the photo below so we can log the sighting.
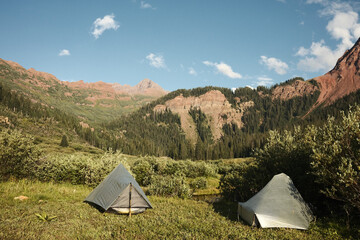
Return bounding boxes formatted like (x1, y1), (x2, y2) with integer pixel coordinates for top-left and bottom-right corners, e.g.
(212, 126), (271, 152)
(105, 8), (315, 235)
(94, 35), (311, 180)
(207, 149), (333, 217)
(272, 80), (318, 101)
(154, 90), (253, 143)
(314, 38), (360, 107)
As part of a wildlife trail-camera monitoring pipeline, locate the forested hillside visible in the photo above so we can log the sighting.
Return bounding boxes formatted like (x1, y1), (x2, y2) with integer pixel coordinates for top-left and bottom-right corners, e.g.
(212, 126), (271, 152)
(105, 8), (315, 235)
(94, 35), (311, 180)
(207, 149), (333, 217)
(0, 82), (105, 153)
(3, 72), (360, 160)
(106, 79), (324, 159)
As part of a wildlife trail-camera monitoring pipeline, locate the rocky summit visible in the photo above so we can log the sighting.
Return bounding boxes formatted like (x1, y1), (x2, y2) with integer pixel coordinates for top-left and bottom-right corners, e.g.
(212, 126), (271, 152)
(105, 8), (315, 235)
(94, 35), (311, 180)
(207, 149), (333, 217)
(314, 38), (360, 107)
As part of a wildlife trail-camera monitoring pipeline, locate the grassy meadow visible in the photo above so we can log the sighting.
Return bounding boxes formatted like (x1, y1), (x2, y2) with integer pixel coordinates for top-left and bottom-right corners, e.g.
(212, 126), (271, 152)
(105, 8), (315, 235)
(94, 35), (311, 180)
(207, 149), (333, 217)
(0, 179), (358, 240)
(0, 127), (359, 239)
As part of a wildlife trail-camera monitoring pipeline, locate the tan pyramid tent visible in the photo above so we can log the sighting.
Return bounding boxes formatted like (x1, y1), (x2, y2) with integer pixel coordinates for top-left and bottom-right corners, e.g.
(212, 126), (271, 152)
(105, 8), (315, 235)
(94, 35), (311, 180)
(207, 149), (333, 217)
(84, 163), (152, 214)
(238, 173), (313, 229)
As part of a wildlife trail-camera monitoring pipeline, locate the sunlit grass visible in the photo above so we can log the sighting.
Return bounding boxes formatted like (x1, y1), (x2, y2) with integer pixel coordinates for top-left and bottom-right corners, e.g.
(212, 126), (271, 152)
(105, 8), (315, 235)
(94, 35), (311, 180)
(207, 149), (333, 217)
(0, 179), (356, 240)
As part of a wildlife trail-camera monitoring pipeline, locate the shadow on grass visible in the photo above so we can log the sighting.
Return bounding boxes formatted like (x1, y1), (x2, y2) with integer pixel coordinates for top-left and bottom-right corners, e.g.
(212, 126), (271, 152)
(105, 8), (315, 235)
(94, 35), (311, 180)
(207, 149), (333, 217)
(312, 214), (360, 240)
(212, 199), (240, 222)
(83, 201), (105, 213)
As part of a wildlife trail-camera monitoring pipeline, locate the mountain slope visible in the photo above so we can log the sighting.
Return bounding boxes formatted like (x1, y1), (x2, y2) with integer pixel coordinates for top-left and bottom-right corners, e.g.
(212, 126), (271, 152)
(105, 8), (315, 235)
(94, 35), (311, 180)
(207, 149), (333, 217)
(0, 58), (167, 124)
(314, 38), (360, 107)
(154, 90), (254, 143)
(3, 38), (360, 160)
(107, 38), (360, 159)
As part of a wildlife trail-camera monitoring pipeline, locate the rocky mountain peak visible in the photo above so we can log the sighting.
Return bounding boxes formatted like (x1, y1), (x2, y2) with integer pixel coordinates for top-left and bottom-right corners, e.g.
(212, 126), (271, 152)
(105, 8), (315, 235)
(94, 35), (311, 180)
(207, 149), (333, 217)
(112, 78), (168, 96)
(314, 37), (360, 107)
(135, 78), (162, 91)
(330, 37), (360, 74)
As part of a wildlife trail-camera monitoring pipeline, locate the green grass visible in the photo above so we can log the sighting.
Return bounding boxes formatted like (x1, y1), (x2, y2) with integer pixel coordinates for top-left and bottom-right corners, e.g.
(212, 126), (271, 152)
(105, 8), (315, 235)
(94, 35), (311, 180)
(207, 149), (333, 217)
(0, 179), (358, 240)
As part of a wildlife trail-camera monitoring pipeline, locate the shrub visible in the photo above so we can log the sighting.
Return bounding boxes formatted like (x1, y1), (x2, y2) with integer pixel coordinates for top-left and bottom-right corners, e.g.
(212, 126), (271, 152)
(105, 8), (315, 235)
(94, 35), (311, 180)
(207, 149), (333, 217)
(219, 163), (260, 201)
(34, 151), (131, 187)
(254, 126), (320, 203)
(311, 106), (360, 211)
(147, 175), (192, 198)
(0, 129), (42, 179)
(190, 177), (208, 190)
(131, 157), (217, 180)
(183, 160), (217, 178)
(132, 159), (154, 186)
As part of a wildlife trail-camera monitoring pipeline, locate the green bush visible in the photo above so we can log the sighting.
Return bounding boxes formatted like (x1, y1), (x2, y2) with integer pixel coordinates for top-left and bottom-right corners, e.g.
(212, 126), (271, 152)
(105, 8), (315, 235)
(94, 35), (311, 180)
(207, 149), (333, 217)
(0, 129), (217, 198)
(0, 129), (42, 179)
(219, 163), (260, 201)
(147, 175), (192, 198)
(132, 158), (154, 186)
(130, 157), (216, 197)
(184, 160), (217, 178)
(131, 157), (217, 181)
(254, 126), (320, 203)
(190, 177), (208, 190)
(35, 151), (131, 187)
(311, 106), (360, 211)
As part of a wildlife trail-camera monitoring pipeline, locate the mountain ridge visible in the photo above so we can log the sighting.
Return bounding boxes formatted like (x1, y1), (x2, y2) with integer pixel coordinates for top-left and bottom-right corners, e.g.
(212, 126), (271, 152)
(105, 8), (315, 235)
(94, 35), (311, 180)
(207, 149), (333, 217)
(0, 58), (168, 97)
(314, 37), (360, 107)
(2, 38), (360, 159)
(0, 58), (168, 124)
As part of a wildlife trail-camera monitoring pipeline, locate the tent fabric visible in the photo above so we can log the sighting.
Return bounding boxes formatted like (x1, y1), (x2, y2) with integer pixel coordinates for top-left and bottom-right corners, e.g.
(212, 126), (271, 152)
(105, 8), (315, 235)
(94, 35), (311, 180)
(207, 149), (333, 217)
(111, 185), (150, 208)
(238, 173), (313, 230)
(84, 163), (152, 212)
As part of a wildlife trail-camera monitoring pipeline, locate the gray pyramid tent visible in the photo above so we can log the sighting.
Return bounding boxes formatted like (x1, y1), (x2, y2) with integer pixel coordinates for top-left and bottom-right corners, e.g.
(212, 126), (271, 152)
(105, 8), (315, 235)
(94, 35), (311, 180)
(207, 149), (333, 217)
(238, 173), (313, 229)
(84, 163), (152, 214)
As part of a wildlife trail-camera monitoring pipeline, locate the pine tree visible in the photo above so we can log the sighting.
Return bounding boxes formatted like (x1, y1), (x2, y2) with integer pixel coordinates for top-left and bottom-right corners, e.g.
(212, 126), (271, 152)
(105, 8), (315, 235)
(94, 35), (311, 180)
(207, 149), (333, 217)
(60, 135), (69, 147)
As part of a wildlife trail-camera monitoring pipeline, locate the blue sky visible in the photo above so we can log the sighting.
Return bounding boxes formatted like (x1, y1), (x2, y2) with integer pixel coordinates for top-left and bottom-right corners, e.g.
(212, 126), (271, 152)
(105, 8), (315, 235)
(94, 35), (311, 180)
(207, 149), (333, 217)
(1, 0), (360, 91)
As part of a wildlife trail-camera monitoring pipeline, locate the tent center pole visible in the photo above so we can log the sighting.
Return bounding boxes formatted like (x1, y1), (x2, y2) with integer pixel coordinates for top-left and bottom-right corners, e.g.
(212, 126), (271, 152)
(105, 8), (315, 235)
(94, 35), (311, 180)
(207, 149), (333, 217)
(129, 183), (132, 217)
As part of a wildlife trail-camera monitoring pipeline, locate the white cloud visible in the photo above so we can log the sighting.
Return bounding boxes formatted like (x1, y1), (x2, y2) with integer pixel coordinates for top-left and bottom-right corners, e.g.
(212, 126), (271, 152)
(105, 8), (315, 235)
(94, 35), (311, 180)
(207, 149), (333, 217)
(59, 49), (70, 56)
(258, 76), (273, 81)
(296, 46), (310, 56)
(276, 0), (286, 3)
(260, 56), (289, 75)
(189, 67), (197, 76)
(298, 1), (360, 72)
(296, 40), (341, 71)
(306, 0), (327, 4)
(140, 1), (155, 9)
(91, 14), (120, 39)
(203, 61), (242, 79)
(257, 76), (274, 86)
(146, 53), (166, 68)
